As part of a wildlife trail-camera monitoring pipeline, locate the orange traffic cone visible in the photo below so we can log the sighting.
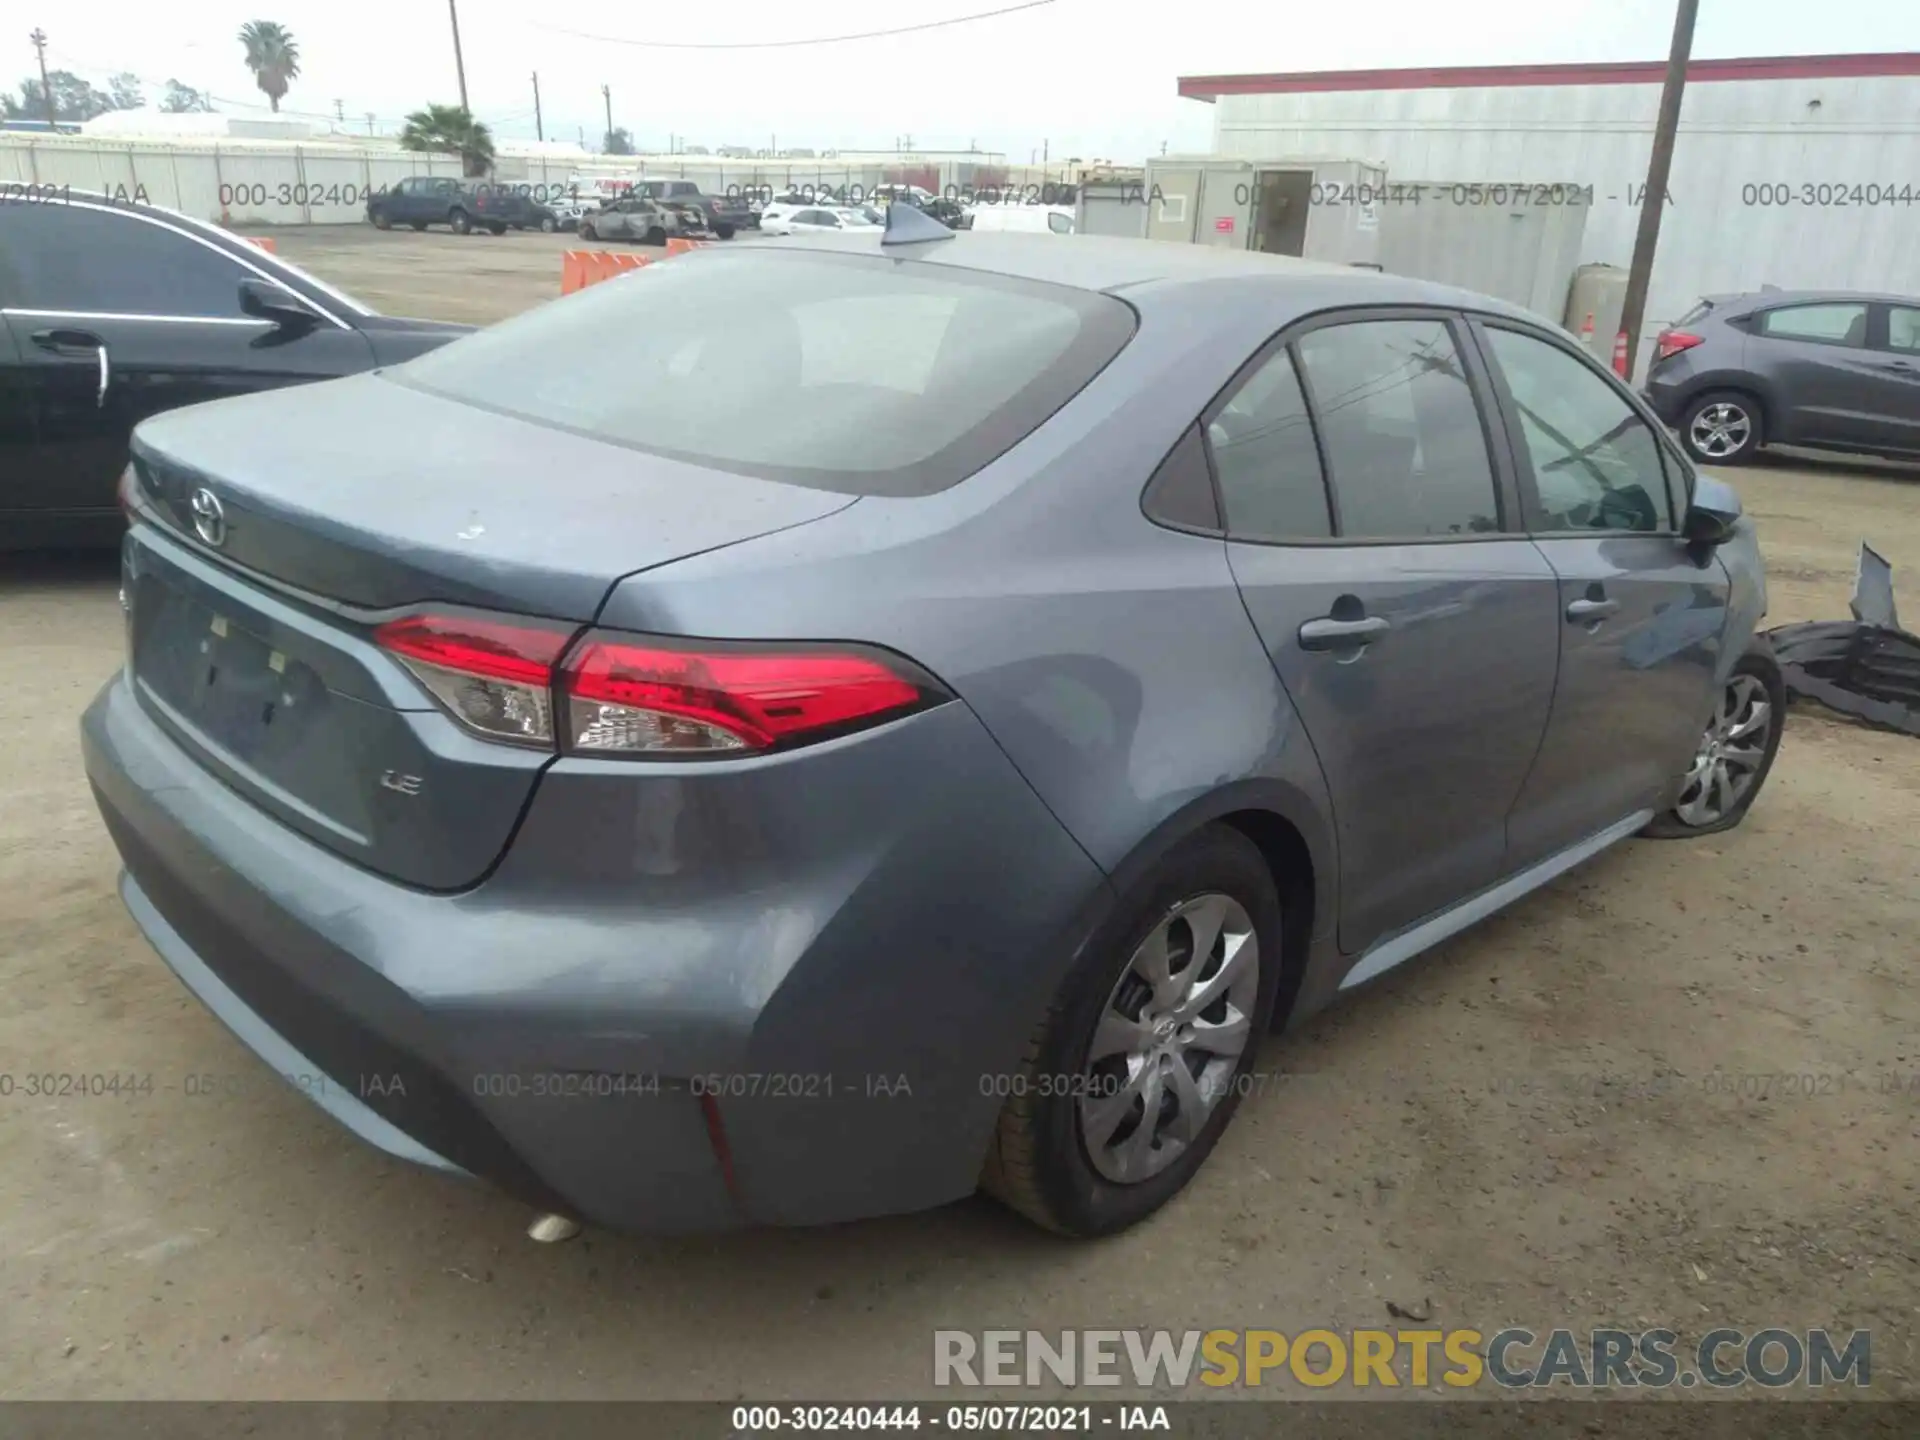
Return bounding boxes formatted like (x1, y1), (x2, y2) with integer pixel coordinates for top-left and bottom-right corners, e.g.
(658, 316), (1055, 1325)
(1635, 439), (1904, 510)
(1580, 311), (1595, 344)
(1611, 331), (1630, 379)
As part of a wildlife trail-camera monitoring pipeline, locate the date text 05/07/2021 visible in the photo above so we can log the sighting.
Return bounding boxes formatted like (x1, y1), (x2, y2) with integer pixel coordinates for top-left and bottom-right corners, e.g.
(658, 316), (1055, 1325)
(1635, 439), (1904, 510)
(728, 1404), (1171, 1432)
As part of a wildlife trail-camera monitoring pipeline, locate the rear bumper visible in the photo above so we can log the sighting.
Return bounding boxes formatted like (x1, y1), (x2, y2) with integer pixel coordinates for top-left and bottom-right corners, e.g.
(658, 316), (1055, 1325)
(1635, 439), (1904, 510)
(82, 669), (1107, 1232)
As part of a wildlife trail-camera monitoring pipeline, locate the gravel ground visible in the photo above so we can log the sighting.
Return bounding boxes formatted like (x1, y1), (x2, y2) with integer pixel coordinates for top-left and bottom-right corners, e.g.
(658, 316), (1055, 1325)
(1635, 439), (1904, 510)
(1, 226), (1916, 1402)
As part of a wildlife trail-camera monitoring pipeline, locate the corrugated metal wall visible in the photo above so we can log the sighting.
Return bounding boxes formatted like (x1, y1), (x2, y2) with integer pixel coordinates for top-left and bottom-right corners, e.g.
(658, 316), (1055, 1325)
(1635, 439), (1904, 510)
(1209, 73), (1920, 369)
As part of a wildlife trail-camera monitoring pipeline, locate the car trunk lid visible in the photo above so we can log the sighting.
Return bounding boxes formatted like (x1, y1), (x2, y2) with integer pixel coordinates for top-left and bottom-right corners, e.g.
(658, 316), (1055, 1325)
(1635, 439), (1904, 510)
(123, 373), (856, 889)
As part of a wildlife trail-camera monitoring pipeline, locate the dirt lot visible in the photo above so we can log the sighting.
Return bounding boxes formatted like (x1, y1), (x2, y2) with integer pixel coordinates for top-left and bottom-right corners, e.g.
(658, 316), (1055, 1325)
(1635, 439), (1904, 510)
(2, 226), (1918, 1402)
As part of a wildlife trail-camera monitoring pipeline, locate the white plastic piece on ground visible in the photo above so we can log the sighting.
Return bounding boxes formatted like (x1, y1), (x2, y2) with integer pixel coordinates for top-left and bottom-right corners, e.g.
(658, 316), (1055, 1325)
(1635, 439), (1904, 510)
(527, 1213), (582, 1243)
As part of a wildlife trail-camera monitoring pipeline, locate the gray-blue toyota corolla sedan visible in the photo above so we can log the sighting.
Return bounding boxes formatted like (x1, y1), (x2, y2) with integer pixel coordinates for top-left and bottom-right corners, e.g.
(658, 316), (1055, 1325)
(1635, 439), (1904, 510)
(82, 218), (1780, 1238)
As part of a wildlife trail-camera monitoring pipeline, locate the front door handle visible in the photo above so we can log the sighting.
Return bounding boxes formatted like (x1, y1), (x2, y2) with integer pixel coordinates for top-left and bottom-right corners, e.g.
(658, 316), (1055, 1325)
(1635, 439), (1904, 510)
(1299, 615), (1390, 650)
(31, 328), (110, 408)
(1566, 597), (1621, 623)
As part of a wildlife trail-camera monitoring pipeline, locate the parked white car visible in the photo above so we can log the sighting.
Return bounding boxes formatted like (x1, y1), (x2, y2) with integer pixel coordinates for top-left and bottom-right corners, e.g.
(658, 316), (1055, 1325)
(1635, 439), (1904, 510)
(759, 204), (882, 236)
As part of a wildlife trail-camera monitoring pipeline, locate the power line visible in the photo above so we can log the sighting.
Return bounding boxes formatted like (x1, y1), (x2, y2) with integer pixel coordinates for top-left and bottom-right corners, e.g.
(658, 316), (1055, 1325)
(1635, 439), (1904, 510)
(526, 0), (1056, 51)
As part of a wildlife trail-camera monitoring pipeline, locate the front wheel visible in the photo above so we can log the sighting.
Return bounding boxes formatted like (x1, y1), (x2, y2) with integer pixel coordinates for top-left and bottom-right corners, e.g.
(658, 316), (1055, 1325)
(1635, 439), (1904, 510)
(1642, 649), (1786, 839)
(1681, 390), (1762, 465)
(578, 222), (597, 241)
(644, 225), (667, 246)
(487, 222), (507, 235)
(539, 215), (557, 233)
(371, 210), (392, 230)
(714, 223), (735, 239)
(981, 825), (1282, 1237)
(448, 208), (472, 235)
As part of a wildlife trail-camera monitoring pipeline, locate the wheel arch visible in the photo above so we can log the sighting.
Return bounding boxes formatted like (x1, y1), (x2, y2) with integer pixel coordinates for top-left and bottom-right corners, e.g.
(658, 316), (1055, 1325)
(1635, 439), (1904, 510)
(1095, 780), (1334, 1033)
(1682, 377), (1775, 440)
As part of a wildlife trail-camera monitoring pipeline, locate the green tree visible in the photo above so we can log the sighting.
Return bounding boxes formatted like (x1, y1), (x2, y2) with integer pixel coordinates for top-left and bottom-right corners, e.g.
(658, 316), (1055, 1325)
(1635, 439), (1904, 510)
(603, 127), (634, 156)
(160, 79), (216, 114)
(108, 72), (144, 110)
(399, 104), (496, 178)
(4, 70), (114, 122)
(237, 21), (300, 112)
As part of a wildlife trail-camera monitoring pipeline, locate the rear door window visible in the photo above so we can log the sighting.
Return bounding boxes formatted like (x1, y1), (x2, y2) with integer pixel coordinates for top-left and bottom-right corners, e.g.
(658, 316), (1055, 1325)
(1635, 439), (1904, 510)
(1294, 317), (1503, 538)
(1207, 345), (1332, 540)
(1758, 303), (1867, 347)
(392, 249), (1137, 496)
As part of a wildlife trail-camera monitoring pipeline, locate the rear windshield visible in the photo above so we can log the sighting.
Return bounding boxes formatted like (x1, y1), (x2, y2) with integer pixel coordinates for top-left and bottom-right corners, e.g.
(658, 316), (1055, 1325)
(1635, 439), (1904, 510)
(390, 248), (1136, 496)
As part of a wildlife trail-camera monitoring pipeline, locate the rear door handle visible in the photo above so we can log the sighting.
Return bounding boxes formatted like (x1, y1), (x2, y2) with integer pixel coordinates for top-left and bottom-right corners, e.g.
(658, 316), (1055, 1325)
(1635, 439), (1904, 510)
(31, 327), (110, 407)
(1566, 597), (1621, 623)
(1299, 615), (1390, 650)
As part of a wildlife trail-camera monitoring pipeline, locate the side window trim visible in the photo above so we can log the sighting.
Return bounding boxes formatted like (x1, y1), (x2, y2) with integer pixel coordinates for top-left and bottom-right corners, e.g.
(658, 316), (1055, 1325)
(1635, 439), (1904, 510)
(1200, 305), (1522, 547)
(1465, 313), (1681, 537)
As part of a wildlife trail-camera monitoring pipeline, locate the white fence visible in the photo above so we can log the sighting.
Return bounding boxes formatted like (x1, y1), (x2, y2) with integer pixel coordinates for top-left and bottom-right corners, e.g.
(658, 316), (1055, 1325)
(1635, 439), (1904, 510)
(2, 137), (481, 225)
(2, 136), (1068, 225)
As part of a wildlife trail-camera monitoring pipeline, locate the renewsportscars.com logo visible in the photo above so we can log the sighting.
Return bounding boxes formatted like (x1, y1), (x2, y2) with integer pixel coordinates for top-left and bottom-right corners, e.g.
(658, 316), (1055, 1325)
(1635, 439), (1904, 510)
(933, 1328), (1871, 1391)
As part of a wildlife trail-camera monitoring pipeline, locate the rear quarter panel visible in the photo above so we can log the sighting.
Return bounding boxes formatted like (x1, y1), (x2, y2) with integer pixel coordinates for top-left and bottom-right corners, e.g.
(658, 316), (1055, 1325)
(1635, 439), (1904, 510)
(596, 275), (1369, 959)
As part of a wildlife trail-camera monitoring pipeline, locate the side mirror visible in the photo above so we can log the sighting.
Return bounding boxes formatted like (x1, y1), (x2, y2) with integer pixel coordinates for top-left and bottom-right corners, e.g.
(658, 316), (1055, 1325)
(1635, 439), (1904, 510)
(1682, 472), (1743, 547)
(238, 278), (319, 331)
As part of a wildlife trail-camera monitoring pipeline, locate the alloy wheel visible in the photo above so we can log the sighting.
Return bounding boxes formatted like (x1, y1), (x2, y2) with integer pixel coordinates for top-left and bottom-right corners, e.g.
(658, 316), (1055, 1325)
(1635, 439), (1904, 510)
(1078, 893), (1260, 1184)
(1675, 674), (1773, 826)
(1689, 402), (1752, 460)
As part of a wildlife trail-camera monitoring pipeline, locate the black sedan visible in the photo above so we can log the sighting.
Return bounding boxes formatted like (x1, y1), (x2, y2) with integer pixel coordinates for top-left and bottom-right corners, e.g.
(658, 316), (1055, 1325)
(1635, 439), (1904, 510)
(0, 191), (471, 548)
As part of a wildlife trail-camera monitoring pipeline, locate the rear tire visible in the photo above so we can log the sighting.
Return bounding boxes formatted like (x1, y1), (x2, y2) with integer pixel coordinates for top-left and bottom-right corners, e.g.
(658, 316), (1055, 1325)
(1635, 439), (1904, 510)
(408, 221), (427, 232)
(578, 222), (597, 241)
(645, 225), (667, 246)
(1642, 648), (1786, 839)
(1680, 390), (1763, 465)
(981, 825), (1282, 1237)
(715, 223), (735, 239)
(488, 222), (508, 235)
(539, 215), (557, 233)
(448, 208), (472, 235)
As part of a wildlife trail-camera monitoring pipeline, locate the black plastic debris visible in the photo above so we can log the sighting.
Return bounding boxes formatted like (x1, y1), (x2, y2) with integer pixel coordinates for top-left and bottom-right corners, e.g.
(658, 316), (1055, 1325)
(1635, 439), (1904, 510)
(1767, 543), (1920, 737)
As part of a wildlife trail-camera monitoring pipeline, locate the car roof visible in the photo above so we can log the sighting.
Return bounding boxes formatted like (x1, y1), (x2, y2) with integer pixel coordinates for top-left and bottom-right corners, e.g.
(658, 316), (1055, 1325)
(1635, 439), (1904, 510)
(724, 230), (1543, 319)
(1720, 288), (1917, 308)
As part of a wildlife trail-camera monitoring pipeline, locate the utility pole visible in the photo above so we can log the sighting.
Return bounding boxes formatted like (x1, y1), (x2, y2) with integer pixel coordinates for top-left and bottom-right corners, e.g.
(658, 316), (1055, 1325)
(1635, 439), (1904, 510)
(365, 112), (376, 136)
(531, 71), (543, 142)
(333, 98), (344, 123)
(602, 84), (613, 147)
(1617, 0), (1698, 383)
(448, 0), (470, 112)
(29, 27), (56, 130)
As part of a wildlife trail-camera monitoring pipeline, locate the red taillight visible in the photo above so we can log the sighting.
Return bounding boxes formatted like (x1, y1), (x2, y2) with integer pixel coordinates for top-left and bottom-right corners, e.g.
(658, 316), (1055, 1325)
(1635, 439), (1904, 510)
(375, 613), (576, 748)
(117, 464), (138, 517)
(377, 615), (944, 758)
(561, 635), (938, 756)
(1655, 330), (1703, 363)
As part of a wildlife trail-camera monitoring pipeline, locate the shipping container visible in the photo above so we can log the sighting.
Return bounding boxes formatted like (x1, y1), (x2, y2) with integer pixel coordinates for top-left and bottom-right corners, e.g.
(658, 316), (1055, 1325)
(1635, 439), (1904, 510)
(1373, 181), (1590, 321)
(1179, 52), (1920, 373)
(1142, 155), (1387, 265)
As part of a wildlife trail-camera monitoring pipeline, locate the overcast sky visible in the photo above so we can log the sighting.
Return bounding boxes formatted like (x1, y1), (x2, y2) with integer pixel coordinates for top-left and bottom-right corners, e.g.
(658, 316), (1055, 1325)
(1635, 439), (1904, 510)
(22, 0), (1920, 160)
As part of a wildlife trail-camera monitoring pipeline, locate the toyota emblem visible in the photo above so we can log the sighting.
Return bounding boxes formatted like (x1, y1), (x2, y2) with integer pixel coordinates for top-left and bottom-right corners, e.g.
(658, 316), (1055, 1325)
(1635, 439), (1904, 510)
(189, 488), (226, 547)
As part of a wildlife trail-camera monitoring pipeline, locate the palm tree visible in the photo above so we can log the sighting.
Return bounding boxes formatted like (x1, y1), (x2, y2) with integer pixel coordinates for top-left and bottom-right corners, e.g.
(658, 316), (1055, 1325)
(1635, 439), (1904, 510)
(238, 21), (300, 113)
(399, 104), (496, 178)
